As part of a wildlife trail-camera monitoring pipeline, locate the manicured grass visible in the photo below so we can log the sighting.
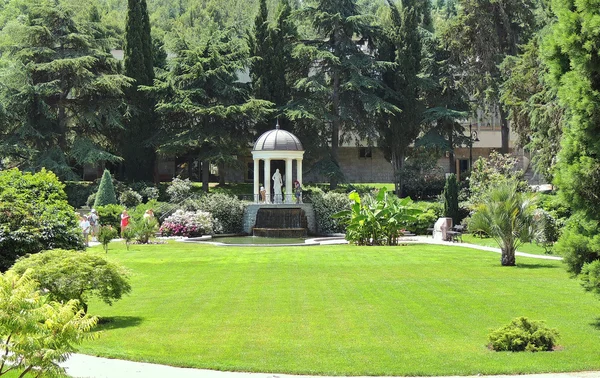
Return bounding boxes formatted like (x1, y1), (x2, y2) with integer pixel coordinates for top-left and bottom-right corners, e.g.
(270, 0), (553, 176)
(461, 234), (550, 255)
(80, 241), (600, 376)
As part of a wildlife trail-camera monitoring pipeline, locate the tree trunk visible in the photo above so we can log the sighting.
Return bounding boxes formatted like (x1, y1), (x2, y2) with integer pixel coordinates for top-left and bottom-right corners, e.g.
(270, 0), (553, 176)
(218, 161), (226, 186)
(501, 247), (516, 266)
(330, 71), (341, 191)
(202, 161), (209, 193)
(499, 106), (510, 154)
(448, 127), (456, 174)
(392, 151), (405, 197)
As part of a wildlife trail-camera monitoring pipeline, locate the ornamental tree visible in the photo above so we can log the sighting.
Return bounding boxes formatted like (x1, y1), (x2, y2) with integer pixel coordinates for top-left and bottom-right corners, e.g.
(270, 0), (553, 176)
(10, 249), (131, 314)
(0, 270), (98, 377)
(468, 181), (542, 266)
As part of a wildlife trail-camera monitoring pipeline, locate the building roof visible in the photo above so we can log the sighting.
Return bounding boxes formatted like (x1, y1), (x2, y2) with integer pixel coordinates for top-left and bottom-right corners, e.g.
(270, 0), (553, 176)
(253, 124), (303, 151)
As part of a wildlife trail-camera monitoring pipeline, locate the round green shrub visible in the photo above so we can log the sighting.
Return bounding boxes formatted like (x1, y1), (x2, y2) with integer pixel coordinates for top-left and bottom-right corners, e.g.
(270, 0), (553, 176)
(96, 204), (125, 229)
(488, 317), (559, 352)
(308, 187), (351, 234)
(0, 168), (83, 270)
(119, 189), (142, 208)
(198, 193), (246, 234)
(94, 170), (118, 207)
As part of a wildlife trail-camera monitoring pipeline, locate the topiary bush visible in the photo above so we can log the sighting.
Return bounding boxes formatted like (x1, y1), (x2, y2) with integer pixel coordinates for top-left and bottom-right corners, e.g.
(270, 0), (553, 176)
(488, 317), (559, 352)
(307, 187), (352, 235)
(0, 168), (83, 271)
(98, 225), (119, 253)
(93, 170), (118, 207)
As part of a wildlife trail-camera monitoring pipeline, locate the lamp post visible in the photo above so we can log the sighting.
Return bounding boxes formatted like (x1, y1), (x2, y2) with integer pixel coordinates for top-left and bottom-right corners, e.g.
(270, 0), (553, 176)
(469, 123), (479, 169)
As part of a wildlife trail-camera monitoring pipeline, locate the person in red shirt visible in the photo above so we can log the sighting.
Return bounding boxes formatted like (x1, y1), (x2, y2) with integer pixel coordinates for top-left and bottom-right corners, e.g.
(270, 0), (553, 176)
(120, 209), (130, 237)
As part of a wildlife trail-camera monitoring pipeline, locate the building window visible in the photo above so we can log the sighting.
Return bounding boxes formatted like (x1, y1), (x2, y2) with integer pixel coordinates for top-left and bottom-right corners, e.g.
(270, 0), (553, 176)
(359, 147), (372, 158)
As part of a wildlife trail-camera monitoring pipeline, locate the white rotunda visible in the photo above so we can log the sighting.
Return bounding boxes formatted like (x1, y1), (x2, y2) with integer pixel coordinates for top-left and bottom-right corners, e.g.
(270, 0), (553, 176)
(251, 123), (304, 204)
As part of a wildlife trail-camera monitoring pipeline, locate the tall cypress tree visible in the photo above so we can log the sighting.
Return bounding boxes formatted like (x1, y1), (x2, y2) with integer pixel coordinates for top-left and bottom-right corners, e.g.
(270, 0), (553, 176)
(249, 0), (298, 135)
(376, 0), (425, 196)
(122, 0), (156, 182)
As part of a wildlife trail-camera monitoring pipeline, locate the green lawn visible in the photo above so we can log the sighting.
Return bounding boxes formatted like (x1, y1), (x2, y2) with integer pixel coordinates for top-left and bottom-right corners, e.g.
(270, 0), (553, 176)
(79, 241), (600, 376)
(461, 234), (550, 255)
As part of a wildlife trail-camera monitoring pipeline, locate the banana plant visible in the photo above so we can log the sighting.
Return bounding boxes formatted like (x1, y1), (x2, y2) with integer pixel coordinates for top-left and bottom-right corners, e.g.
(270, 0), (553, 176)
(334, 188), (423, 245)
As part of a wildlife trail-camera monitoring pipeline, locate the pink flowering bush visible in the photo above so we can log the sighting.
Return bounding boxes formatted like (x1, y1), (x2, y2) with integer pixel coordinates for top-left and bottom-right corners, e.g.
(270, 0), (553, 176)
(159, 209), (216, 237)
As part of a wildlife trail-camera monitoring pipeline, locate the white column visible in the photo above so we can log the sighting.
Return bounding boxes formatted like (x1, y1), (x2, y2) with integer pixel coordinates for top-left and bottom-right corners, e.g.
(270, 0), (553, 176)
(253, 158), (259, 203)
(297, 159), (303, 186)
(285, 158), (293, 203)
(264, 159), (271, 203)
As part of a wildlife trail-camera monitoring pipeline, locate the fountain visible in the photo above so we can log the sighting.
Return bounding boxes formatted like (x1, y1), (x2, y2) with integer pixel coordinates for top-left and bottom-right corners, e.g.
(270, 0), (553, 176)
(243, 121), (315, 238)
(253, 208), (308, 238)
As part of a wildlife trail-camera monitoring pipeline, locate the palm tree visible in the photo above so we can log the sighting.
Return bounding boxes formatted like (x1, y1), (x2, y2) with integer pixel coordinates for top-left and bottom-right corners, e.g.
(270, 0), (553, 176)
(468, 181), (542, 266)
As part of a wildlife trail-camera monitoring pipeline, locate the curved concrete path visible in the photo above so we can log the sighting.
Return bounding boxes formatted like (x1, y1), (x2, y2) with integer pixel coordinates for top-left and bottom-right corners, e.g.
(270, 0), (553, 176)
(67, 237), (586, 378)
(61, 353), (599, 378)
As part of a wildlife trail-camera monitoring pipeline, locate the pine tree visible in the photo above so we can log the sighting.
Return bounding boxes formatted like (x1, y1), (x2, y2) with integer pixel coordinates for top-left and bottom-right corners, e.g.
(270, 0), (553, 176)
(151, 31), (272, 191)
(121, 0), (156, 182)
(0, 2), (130, 179)
(443, 0), (536, 153)
(94, 170), (118, 207)
(545, 1), (600, 282)
(291, 0), (398, 189)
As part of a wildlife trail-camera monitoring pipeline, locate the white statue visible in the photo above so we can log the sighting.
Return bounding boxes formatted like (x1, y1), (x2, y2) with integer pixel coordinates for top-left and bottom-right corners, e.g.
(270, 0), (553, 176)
(272, 169), (283, 203)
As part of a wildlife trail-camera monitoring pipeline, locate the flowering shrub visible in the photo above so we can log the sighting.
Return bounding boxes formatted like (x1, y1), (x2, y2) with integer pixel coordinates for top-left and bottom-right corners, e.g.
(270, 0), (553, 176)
(166, 178), (194, 203)
(159, 209), (216, 237)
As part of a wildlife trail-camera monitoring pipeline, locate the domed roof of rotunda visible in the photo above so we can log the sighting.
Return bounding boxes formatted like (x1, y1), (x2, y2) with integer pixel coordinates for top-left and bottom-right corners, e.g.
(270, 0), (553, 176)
(253, 123), (303, 151)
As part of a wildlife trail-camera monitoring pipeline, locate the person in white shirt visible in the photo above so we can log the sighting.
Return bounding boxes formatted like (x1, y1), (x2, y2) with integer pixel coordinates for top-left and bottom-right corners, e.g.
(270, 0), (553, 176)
(79, 215), (90, 247)
(88, 209), (99, 241)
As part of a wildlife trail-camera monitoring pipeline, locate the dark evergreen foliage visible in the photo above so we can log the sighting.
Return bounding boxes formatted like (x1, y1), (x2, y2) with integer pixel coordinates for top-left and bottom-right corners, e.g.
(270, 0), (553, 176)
(290, 0), (398, 189)
(0, 2), (130, 179)
(121, 0), (157, 182)
(149, 31), (272, 191)
(376, 0), (425, 195)
(443, 0), (536, 153)
(544, 0), (600, 291)
(443, 173), (460, 225)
